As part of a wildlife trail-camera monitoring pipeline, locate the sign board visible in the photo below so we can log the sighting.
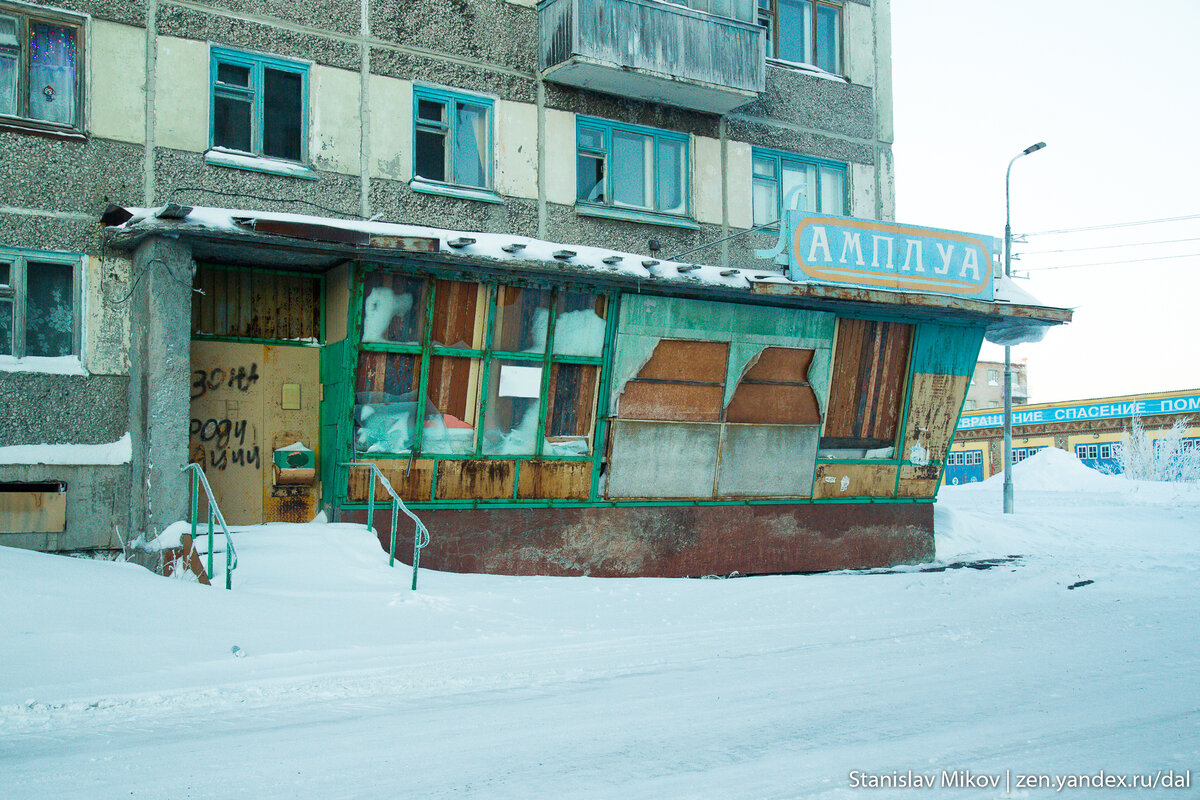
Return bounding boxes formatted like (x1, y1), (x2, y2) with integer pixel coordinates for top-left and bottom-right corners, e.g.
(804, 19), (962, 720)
(786, 212), (996, 301)
(957, 394), (1200, 431)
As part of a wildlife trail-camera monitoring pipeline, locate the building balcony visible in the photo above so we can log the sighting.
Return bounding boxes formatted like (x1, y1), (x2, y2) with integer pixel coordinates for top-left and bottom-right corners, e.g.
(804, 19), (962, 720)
(539, 0), (766, 115)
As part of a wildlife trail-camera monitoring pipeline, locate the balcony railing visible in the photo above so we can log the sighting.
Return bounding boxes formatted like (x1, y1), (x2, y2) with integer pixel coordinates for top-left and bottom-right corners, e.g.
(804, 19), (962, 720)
(539, 0), (765, 115)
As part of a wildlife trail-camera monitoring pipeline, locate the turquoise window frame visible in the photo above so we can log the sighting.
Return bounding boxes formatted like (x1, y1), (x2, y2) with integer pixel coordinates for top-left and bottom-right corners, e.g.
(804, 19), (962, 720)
(757, 0), (842, 74)
(0, 245), (82, 358)
(751, 147), (847, 228)
(411, 85), (496, 196)
(576, 116), (692, 226)
(353, 269), (613, 463)
(208, 46), (310, 166)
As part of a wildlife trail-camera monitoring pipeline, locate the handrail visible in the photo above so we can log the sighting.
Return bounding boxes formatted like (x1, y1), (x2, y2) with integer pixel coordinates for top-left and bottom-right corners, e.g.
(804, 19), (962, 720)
(342, 462), (431, 590)
(181, 463), (238, 590)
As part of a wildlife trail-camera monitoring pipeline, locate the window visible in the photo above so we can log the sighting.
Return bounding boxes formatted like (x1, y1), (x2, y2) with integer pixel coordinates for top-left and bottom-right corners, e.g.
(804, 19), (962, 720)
(0, 6), (82, 132)
(821, 318), (913, 454)
(987, 369), (999, 385)
(353, 273), (610, 461)
(752, 149), (846, 227)
(210, 48), (307, 163)
(757, 0), (841, 73)
(577, 117), (689, 221)
(0, 247), (80, 358)
(413, 87), (493, 191)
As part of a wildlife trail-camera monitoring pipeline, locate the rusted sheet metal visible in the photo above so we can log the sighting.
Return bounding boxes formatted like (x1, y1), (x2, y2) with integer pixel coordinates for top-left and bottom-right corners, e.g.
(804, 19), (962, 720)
(635, 339), (729, 382)
(618, 382), (724, 421)
(897, 465), (941, 498)
(517, 460), (593, 500)
(813, 464), (898, 499)
(606, 420), (721, 498)
(192, 266), (320, 341)
(353, 502), (934, 578)
(250, 218), (370, 245)
(716, 424), (819, 497)
(347, 459), (435, 503)
(435, 459), (516, 500)
(367, 234), (439, 251)
(725, 383), (819, 425)
(743, 346), (814, 382)
(750, 279), (1073, 324)
(824, 319), (912, 446)
(901, 373), (970, 465)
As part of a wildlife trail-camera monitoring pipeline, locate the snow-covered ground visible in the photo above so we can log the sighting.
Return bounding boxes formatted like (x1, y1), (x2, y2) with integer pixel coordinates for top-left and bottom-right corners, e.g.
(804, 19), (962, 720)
(2, 449), (1197, 799)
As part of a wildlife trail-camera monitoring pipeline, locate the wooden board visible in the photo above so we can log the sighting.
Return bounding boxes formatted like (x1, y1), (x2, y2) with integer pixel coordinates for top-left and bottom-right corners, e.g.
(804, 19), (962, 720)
(897, 464), (942, 498)
(902, 373), (970, 465)
(823, 318), (912, 446)
(0, 490), (65, 532)
(726, 347), (820, 425)
(812, 463), (897, 499)
(435, 460), (516, 500)
(192, 266), (320, 341)
(346, 459), (435, 503)
(516, 461), (593, 500)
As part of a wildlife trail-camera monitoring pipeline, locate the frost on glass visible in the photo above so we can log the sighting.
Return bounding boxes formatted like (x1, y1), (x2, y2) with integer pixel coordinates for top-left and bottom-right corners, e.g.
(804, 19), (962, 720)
(361, 273), (426, 344)
(24, 261), (72, 357)
(552, 292), (607, 358)
(354, 352), (419, 453)
(492, 286), (551, 354)
(483, 360), (542, 456)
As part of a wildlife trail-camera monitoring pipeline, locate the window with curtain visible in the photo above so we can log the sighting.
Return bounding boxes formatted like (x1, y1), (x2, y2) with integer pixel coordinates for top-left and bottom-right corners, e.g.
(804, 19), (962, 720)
(751, 148), (846, 228)
(0, 8), (82, 131)
(413, 86), (493, 190)
(576, 117), (689, 219)
(757, 0), (841, 74)
(0, 247), (81, 358)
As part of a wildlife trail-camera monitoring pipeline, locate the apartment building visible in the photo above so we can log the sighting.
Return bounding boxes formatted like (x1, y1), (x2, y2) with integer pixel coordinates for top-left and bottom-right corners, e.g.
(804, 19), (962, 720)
(0, 0), (1069, 575)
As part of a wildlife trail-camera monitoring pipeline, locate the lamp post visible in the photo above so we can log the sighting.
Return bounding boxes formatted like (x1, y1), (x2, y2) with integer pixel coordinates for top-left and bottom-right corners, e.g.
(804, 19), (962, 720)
(1003, 141), (1046, 514)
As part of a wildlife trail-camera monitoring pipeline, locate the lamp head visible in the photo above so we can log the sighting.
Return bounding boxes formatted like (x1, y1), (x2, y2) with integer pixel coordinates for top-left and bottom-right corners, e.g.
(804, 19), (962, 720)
(1023, 142), (1047, 155)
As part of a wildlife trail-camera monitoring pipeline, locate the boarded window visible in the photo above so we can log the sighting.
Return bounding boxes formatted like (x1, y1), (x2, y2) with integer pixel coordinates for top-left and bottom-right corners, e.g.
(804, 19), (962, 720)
(822, 318), (912, 449)
(491, 285), (551, 354)
(618, 339), (729, 422)
(725, 346), (820, 425)
(545, 363), (600, 455)
(430, 279), (487, 349)
(192, 266), (320, 342)
(361, 272), (426, 344)
(353, 352), (420, 454)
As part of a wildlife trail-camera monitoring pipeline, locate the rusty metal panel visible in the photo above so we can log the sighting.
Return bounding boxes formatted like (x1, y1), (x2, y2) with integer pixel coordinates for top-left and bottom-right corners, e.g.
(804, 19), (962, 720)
(725, 384), (820, 425)
(367, 234), (439, 251)
(618, 382), (725, 422)
(251, 218), (369, 245)
(634, 339), (729, 382)
(716, 425), (819, 497)
(517, 460), (593, 500)
(812, 464), (898, 499)
(898, 464), (941, 498)
(435, 460), (516, 500)
(0, 490), (66, 532)
(743, 346), (814, 382)
(193, 266), (320, 342)
(606, 420), (720, 498)
(347, 459), (435, 503)
(902, 373), (970, 465)
(823, 318), (912, 447)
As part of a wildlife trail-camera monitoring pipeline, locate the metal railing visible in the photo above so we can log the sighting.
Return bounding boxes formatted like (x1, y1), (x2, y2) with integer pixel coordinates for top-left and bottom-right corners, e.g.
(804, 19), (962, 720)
(182, 463), (238, 590)
(342, 462), (431, 590)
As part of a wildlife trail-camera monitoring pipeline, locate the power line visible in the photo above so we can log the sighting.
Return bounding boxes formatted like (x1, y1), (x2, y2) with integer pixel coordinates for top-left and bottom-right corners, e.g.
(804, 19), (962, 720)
(1025, 213), (1200, 237)
(1020, 235), (1200, 255)
(1019, 251), (1200, 272)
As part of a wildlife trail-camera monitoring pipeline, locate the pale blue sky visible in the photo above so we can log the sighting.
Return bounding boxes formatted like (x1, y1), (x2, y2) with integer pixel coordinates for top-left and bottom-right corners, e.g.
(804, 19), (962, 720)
(891, 0), (1200, 402)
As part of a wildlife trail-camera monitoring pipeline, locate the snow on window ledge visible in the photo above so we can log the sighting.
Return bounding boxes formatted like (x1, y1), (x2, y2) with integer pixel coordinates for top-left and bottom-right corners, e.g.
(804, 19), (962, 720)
(0, 433), (132, 465)
(204, 149), (318, 181)
(0, 354), (87, 376)
(410, 178), (503, 205)
(766, 58), (849, 84)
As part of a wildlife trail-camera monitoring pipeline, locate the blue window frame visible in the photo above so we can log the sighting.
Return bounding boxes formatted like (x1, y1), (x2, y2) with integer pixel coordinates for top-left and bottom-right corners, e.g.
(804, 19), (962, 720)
(757, 0), (842, 73)
(752, 148), (846, 227)
(412, 86), (494, 192)
(576, 117), (690, 221)
(0, 246), (81, 358)
(210, 47), (308, 163)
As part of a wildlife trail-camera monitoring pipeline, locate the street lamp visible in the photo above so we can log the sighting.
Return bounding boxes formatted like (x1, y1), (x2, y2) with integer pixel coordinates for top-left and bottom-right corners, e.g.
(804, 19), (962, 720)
(1003, 141), (1046, 514)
